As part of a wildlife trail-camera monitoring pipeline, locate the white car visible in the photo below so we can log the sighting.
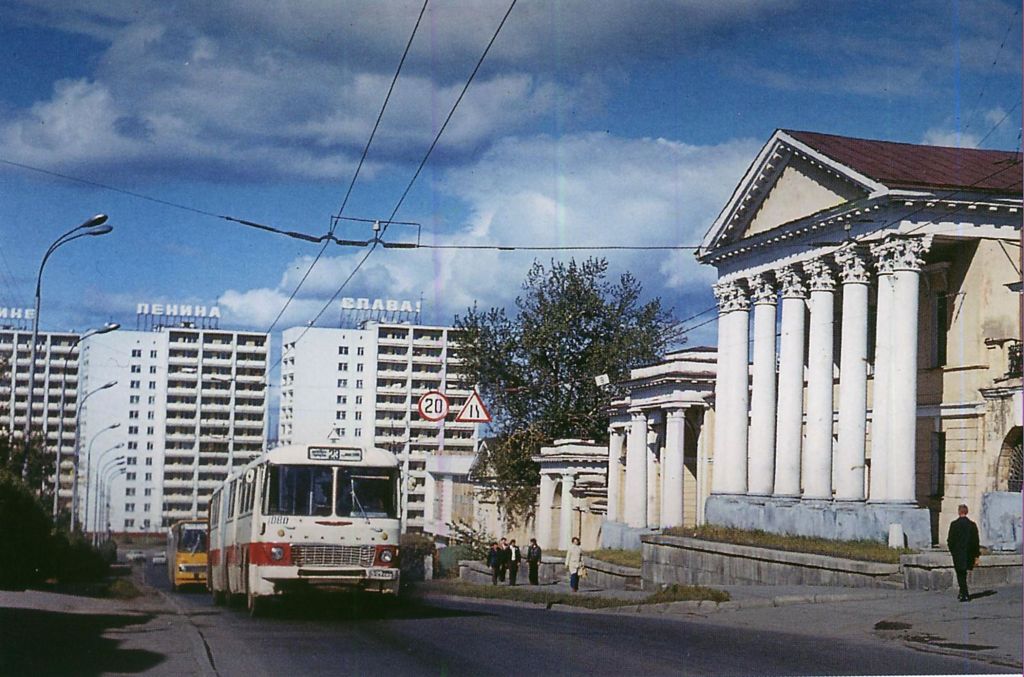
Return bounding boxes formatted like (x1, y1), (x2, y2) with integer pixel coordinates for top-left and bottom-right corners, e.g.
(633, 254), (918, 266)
(125, 549), (146, 563)
(151, 552), (167, 565)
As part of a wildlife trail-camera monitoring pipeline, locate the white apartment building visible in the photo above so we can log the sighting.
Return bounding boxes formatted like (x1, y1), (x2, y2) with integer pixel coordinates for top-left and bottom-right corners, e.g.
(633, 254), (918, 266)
(78, 324), (269, 533)
(0, 325), (80, 508)
(279, 322), (477, 533)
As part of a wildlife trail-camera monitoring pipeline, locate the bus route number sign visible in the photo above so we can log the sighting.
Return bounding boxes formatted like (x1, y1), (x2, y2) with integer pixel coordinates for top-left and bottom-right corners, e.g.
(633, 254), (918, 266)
(308, 447), (363, 462)
(417, 391), (450, 422)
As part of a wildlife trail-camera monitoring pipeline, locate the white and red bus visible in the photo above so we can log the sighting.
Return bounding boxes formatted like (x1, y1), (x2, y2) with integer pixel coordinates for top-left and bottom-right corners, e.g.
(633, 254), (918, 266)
(207, 443), (401, 615)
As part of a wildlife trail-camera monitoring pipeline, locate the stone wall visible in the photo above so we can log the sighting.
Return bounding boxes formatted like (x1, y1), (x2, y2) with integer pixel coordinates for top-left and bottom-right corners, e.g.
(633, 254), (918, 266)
(900, 551), (1022, 591)
(582, 556), (642, 591)
(642, 534), (903, 589)
(458, 557), (562, 585)
(981, 491), (1023, 551)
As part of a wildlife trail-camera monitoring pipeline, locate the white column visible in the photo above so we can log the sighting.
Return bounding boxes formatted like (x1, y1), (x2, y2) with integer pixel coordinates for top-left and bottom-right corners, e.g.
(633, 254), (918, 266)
(606, 428), (625, 523)
(646, 423), (661, 528)
(661, 407), (687, 528)
(748, 273), (778, 496)
(711, 280), (750, 495)
(802, 259), (836, 500)
(888, 237), (931, 503)
(868, 241), (895, 502)
(559, 474), (575, 550)
(774, 267), (807, 498)
(624, 411), (648, 528)
(537, 473), (556, 549)
(834, 247), (871, 501)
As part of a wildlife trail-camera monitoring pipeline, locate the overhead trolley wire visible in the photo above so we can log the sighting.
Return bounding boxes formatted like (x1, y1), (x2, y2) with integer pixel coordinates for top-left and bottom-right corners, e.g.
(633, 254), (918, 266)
(270, 0), (519, 372)
(263, 0), (430, 337)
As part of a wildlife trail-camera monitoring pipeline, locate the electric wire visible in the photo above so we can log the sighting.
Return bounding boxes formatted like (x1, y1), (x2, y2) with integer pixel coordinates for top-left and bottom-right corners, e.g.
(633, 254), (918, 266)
(263, 0), (430, 337)
(962, 8), (1020, 134)
(275, 0), (519, 373)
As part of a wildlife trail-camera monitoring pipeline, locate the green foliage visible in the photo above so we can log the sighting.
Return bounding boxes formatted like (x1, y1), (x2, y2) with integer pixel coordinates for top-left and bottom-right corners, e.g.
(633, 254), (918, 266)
(644, 584), (730, 604)
(50, 532), (110, 583)
(666, 525), (917, 563)
(0, 431), (54, 505)
(445, 520), (495, 562)
(0, 470), (53, 589)
(105, 578), (141, 599)
(456, 258), (681, 522)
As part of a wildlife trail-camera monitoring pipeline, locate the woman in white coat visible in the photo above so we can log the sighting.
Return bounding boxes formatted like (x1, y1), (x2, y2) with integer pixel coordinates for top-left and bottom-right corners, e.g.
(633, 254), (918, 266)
(564, 536), (584, 592)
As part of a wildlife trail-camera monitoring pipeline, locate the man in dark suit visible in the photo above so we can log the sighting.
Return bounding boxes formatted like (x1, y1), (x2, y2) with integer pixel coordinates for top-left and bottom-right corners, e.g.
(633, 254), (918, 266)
(526, 538), (542, 585)
(947, 503), (981, 602)
(507, 539), (522, 585)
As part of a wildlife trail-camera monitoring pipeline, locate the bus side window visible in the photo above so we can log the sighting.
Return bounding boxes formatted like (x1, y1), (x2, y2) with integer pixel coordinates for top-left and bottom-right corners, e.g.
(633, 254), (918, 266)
(227, 481), (237, 520)
(210, 491), (221, 527)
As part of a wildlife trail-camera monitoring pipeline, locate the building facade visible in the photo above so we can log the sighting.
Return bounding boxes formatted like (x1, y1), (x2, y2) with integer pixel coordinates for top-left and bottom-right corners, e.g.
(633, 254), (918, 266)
(78, 324), (269, 533)
(279, 322), (477, 533)
(0, 325), (80, 508)
(694, 130), (1021, 548)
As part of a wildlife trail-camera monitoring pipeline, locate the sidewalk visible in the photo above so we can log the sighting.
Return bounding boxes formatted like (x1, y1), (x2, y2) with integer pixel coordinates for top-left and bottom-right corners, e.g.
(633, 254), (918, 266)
(0, 582), (211, 676)
(420, 579), (1023, 670)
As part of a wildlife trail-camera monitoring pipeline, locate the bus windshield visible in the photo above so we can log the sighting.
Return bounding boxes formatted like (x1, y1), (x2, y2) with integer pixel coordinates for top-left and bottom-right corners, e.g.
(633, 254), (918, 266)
(266, 465), (333, 516)
(336, 468), (398, 519)
(178, 526), (207, 553)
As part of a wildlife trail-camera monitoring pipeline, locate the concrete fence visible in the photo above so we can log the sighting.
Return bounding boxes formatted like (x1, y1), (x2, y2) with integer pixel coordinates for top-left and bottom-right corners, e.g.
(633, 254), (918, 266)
(458, 556), (562, 585)
(581, 556), (643, 591)
(641, 534), (1023, 591)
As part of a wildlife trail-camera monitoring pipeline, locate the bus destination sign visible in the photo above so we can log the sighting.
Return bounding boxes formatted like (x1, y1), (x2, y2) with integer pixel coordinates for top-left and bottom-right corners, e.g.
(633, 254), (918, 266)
(308, 447), (363, 462)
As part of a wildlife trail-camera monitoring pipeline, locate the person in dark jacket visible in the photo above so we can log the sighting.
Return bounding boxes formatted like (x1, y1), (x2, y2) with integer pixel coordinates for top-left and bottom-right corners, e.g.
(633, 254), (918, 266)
(507, 540), (522, 585)
(947, 503), (981, 602)
(486, 542), (501, 585)
(526, 538), (542, 585)
(497, 538), (509, 582)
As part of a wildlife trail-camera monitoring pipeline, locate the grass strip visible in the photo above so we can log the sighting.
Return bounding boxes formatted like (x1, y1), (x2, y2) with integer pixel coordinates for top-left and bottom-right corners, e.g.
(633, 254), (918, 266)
(105, 578), (142, 599)
(664, 525), (915, 564)
(586, 549), (642, 569)
(426, 580), (728, 608)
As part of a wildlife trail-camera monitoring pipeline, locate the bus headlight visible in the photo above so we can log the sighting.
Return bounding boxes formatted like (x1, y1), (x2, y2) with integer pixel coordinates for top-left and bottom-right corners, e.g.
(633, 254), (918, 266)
(269, 546), (285, 561)
(379, 549), (393, 564)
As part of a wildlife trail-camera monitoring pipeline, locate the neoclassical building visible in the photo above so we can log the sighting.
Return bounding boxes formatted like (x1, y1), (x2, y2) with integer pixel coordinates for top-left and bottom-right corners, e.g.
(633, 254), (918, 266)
(694, 130), (1021, 548)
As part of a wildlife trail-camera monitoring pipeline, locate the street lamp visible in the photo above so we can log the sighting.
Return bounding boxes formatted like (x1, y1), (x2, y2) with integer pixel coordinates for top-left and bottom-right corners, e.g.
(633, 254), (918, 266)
(23, 214), (113, 479)
(78, 421), (121, 532)
(100, 466), (127, 543)
(53, 323), (119, 519)
(89, 443), (125, 535)
(95, 456), (126, 542)
(70, 415), (118, 532)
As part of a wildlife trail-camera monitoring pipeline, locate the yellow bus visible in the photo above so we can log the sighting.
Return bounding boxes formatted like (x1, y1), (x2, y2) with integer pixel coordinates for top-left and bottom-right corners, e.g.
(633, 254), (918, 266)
(167, 519), (208, 591)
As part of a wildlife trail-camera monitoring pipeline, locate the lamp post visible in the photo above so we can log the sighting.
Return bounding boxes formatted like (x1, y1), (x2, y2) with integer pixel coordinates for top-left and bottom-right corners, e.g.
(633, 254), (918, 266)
(23, 214), (113, 479)
(100, 466), (127, 543)
(53, 323), (119, 519)
(95, 456), (125, 543)
(79, 421), (121, 532)
(70, 415), (118, 532)
(89, 443), (125, 535)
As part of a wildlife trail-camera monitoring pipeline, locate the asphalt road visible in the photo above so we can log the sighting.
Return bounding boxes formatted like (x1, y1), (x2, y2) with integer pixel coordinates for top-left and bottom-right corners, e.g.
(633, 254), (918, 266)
(140, 562), (997, 677)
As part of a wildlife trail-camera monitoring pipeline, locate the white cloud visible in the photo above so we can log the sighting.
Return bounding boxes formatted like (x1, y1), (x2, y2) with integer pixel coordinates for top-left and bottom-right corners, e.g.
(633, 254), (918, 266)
(218, 132), (757, 330)
(921, 128), (982, 149)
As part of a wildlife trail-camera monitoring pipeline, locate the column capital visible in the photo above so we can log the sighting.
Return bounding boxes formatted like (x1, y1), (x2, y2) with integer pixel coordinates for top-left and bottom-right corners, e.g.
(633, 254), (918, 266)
(748, 272), (778, 305)
(776, 266), (808, 299)
(628, 410), (647, 421)
(870, 235), (933, 274)
(834, 246), (872, 284)
(713, 279), (750, 313)
(665, 407), (688, 420)
(803, 258), (836, 292)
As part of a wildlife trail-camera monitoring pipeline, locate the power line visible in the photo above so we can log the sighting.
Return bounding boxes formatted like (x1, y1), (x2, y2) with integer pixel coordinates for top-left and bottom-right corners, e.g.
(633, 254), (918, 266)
(963, 8), (1020, 134)
(330, 0), (429, 233)
(974, 100), (1021, 149)
(379, 0), (519, 239)
(278, 0), (519, 370)
(264, 0), (430, 337)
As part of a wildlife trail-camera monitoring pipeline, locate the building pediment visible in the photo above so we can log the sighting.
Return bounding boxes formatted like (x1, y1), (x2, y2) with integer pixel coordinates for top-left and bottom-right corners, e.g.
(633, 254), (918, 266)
(699, 130), (884, 256)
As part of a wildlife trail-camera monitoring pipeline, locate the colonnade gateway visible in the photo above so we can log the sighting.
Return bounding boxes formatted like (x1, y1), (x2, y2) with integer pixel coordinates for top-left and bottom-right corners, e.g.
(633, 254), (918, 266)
(693, 130), (1021, 548)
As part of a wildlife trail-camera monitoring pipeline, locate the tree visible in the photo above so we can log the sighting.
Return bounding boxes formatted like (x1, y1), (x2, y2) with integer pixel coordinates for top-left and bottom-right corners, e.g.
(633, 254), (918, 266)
(455, 258), (681, 523)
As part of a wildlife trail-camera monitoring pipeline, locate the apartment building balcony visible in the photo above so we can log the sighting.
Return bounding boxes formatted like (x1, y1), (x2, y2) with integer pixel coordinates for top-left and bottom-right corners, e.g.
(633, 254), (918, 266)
(163, 478), (194, 490)
(378, 335), (409, 347)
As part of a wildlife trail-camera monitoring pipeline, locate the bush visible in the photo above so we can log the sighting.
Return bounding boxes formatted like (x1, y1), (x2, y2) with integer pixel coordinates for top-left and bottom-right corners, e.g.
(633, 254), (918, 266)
(665, 525), (916, 563)
(50, 533), (109, 584)
(0, 471), (53, 589)
(400, 533), (436, 582)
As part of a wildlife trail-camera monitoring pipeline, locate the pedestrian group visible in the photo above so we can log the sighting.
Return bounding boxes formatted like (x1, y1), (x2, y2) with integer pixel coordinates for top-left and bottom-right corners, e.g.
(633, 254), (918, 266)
(486, 535), (585, 592)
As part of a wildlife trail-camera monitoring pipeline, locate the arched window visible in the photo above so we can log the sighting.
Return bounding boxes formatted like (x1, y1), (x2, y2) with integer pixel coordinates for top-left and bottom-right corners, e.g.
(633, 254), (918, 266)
(997, 427), (1023, 493)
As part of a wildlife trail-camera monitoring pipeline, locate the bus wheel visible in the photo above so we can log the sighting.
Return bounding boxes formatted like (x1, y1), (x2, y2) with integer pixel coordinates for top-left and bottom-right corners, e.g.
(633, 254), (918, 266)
(211, 587), (226, 606)
(246, 589), (263, 618)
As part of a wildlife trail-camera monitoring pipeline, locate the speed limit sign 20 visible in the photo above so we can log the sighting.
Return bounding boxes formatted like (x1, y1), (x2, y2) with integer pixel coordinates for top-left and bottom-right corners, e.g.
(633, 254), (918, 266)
(417, 391), (450, 421)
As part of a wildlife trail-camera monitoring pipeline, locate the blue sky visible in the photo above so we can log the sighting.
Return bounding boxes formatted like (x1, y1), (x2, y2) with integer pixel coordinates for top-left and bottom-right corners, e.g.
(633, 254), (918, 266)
(0, 0), (1020, 359)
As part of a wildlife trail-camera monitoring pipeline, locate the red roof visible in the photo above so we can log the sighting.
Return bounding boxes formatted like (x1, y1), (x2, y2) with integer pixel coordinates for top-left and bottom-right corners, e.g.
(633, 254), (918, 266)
(784, 130), (1022, 195)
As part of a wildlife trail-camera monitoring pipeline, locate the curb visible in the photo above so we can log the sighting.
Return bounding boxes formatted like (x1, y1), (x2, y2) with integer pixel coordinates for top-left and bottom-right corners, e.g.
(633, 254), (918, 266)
(410, 588), (895, 616)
